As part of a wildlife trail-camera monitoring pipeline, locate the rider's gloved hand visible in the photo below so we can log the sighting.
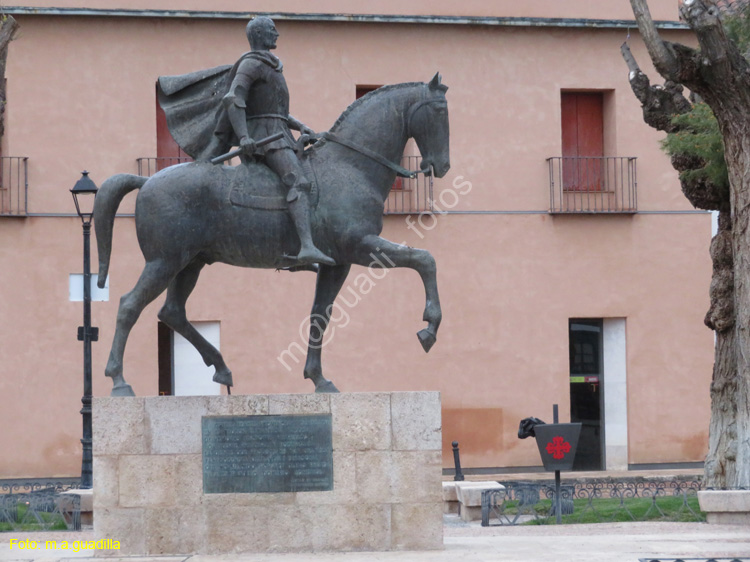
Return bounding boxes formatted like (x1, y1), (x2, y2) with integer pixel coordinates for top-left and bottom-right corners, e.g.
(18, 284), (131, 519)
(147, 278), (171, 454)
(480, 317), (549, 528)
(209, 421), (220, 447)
(239, 136), (257, 155)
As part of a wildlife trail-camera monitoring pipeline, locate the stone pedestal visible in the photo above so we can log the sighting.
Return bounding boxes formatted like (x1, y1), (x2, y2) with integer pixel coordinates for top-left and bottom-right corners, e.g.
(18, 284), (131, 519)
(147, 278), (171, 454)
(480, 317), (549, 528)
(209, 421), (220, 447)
(92, 392), (442, 555)
(698, 490), (750, 524)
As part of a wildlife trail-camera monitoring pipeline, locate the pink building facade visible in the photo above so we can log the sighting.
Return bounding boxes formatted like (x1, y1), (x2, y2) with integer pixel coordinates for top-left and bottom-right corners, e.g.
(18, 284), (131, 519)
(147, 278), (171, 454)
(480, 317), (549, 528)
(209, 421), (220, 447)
(0, 1), (713, 478)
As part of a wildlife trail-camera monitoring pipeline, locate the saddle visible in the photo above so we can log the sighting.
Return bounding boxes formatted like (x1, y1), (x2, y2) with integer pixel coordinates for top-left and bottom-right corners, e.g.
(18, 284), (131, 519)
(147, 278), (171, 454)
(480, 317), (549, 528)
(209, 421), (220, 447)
(227, 157), (318, 211)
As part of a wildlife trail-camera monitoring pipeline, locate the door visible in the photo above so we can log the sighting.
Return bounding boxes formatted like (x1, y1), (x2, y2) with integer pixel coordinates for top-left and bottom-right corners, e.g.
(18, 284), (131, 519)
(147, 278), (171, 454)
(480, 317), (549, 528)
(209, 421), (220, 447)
(158, 321), (222, 396)
(569, 319), (604, 470)
(561, 92), (604, 191)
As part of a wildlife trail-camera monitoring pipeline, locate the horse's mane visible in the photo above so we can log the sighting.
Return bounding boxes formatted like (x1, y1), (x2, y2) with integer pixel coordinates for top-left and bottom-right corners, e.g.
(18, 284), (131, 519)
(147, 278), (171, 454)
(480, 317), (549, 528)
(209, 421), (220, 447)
(328, 82), (424, 133)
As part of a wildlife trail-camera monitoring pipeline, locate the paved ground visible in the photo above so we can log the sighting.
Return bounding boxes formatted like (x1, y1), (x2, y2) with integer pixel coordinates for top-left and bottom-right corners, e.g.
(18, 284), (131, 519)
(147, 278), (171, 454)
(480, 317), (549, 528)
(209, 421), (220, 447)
(1, 516), (750, 562)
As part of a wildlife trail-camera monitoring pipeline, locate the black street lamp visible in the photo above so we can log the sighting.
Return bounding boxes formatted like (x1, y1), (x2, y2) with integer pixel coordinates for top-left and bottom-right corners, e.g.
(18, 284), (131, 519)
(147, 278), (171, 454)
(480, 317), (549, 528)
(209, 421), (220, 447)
(71, 171), (99, 489)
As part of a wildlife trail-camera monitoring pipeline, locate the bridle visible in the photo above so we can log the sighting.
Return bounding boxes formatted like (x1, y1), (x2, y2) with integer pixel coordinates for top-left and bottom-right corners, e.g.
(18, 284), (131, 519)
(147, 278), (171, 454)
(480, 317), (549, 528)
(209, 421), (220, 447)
(321, 93), (447, 179)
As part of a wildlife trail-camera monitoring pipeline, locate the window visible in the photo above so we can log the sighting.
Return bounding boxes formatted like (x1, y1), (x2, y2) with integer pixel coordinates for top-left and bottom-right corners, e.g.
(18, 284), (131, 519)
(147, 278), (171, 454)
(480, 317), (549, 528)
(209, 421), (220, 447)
(155, 86), (192, 170)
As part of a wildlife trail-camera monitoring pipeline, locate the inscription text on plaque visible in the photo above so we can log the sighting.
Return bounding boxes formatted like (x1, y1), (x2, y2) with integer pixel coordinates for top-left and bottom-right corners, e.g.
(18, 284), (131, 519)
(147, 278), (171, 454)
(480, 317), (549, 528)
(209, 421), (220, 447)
(202, 414), (333, 493)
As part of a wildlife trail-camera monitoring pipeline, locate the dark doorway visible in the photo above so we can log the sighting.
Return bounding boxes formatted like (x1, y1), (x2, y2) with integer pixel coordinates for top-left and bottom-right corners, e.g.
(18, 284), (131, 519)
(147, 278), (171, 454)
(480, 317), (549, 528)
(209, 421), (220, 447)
(569, 319), (604, 470)
(157, 321), (173, 396)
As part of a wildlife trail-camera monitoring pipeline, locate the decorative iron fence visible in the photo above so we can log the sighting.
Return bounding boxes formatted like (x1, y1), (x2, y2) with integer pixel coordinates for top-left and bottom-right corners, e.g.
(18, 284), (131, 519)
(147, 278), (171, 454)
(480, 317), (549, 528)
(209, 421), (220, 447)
(547, 156), (637, 214)
(482, 477), (703, 526)
(136, 156), (192, 176)
(0, 481), (82, 531)
(0, 156), (29, 216)
(384, 155), (433, 215)
(136, 154), (433, 214)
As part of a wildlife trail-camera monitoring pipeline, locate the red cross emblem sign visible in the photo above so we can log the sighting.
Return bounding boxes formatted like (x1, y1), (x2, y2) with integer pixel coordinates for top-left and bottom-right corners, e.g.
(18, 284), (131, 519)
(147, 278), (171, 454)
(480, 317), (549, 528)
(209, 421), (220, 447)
(532, 423), (582, 472)
(545, 436), (572, 459)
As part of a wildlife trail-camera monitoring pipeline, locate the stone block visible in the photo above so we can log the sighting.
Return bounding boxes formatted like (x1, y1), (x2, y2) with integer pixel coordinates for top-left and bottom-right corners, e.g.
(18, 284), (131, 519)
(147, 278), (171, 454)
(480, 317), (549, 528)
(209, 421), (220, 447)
(456, 481), (505, 507)
(173, 454), (203, 505)
(355, 450), (442, 504)
(309, 504), (392, 551)
(296, 451), (357, 505)
(442, 481), (458, 502)
(392, 503), (443, 550)
(144, 508), (205, 555)
(444, 500), (459, 514)
(205, 394), (269, 416)
(268, 393), (331, 414)
(203, 505), (270, 553)
(94, 507), (145, 556)
(92, 456), (118, 509)
(118, 455), (177, 508)
(93, 397), (147, 456)
(459, 505), (483, 522)
(391, 392), (441, 450)
(699, 490), (750, 525)
(331, 392), (391, 451)
(442, 482), (459, 514)
(707, 512), (750, 524)
(146, 395), (206, 454)
(265, 505), (315, 552)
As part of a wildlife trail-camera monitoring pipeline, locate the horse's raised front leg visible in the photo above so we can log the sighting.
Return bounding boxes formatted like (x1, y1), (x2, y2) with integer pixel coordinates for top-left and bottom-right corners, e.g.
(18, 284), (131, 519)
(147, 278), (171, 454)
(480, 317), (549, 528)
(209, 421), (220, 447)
(157, 261), (233, 390)
(105, 259), (179, 396)
(352, 235), (442, 352)
(303, 264), (351, 393)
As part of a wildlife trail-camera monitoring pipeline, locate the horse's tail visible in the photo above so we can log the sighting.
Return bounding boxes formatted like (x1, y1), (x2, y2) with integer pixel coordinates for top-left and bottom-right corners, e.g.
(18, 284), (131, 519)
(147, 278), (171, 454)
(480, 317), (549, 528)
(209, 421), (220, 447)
(94, 173), (148, 288)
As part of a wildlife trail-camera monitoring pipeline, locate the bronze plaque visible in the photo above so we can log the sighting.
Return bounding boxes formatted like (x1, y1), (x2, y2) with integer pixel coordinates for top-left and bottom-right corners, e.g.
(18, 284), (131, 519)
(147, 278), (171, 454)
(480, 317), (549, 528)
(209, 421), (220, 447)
(202, 414), (333, 493)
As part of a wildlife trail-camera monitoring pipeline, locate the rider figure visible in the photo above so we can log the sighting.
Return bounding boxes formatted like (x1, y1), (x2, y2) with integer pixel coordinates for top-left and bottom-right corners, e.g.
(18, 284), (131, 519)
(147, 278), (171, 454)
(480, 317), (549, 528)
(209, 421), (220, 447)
(206, 16), (335, 267)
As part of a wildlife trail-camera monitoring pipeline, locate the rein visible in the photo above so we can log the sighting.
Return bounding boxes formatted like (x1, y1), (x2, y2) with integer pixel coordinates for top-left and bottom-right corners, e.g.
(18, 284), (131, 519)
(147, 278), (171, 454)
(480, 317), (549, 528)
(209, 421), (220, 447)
(320, 96), (446, 179)
(320, 132), (416, 179)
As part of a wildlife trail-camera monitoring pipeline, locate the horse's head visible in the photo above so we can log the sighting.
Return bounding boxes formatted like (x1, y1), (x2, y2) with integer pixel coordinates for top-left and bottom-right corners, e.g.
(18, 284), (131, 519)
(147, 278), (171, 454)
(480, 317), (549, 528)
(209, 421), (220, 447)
(408, 73), (450, 178)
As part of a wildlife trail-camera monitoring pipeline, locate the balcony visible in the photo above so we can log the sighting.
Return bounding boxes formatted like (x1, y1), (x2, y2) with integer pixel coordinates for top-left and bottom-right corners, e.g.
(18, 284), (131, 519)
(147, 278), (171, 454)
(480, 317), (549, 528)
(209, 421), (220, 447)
(547, 156), (637, 214)
(384, 155), (433, 215)
(136, 156), (192, 177)
(0, 157), (29, 217)
(136, 155), (433, 214)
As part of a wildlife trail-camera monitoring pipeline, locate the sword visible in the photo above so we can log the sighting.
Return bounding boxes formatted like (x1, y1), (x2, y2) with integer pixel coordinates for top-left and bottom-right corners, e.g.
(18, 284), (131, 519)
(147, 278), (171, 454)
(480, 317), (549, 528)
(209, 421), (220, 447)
(210, 132), (285, 165)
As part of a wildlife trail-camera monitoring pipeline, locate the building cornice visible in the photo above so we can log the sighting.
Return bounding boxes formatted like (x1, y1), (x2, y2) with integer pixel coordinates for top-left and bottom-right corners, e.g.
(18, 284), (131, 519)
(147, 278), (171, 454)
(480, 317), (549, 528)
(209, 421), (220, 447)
(0, 7), (689, 29)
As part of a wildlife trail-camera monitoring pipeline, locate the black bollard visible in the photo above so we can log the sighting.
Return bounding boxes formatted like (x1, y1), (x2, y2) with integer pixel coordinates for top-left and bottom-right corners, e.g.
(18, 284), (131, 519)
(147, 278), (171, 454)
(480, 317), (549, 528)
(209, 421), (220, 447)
(452, 441), (465, 481)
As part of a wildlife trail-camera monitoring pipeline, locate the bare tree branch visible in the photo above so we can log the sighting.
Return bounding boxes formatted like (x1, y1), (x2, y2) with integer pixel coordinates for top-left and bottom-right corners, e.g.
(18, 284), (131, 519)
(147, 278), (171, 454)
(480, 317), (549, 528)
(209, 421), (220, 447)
(629, 0), (680, 79)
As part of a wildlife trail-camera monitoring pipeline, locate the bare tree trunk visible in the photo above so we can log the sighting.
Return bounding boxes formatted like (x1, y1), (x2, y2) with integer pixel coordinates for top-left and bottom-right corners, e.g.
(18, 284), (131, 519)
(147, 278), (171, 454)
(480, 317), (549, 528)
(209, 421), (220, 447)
(0, 14), (19, 143)
(627, 0), (750, 487)
(705, 213), (737, 487)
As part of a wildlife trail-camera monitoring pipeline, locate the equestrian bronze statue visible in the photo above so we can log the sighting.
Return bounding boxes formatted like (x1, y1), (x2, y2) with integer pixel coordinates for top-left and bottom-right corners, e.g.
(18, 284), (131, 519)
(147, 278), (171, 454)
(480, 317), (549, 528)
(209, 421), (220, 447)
(94, 18), (450, 396)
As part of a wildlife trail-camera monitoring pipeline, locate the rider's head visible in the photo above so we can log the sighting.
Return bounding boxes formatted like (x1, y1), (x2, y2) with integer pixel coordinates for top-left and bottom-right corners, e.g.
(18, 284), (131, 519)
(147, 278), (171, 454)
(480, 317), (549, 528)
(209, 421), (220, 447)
(246, 17), (278, 51)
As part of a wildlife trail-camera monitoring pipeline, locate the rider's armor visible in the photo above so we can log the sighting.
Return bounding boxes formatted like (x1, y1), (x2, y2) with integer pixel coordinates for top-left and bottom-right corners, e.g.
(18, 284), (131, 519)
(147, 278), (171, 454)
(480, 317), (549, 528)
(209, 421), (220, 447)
(215, 51), (311, 203)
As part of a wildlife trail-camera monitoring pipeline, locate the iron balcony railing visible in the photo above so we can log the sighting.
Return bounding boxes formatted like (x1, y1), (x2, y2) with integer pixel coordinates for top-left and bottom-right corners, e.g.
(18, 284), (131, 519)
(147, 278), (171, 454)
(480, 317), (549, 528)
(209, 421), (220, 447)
(547, 156), (637, 214)
(384, 155), (433, 215)
(0, 157), (29, 217)
(136, 154), (433, 214)
(136, 156), (192, 177)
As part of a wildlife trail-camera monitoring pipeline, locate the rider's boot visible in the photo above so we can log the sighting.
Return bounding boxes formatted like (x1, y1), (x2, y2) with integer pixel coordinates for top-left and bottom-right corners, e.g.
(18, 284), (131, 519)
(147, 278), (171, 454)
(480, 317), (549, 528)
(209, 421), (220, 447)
(287, 184), (336, 266)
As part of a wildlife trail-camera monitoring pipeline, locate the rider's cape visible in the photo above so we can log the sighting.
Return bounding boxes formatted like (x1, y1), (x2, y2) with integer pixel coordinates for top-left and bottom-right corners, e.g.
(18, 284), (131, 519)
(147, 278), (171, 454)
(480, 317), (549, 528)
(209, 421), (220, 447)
(157, 52), (266, 161)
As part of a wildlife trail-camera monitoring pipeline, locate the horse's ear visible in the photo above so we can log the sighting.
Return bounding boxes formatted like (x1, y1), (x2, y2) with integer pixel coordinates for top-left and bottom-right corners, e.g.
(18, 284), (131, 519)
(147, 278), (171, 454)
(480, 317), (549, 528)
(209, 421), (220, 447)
(428, 72), (448, 92)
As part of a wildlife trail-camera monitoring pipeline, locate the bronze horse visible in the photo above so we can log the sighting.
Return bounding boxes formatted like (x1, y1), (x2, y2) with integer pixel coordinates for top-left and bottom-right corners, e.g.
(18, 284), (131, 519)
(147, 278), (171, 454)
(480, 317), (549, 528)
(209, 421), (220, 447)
(94, 75), (450, 396)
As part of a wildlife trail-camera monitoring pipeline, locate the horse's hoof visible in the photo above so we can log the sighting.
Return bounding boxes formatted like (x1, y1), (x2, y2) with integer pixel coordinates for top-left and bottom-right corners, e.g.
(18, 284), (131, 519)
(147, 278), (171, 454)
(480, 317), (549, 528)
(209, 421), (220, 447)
(111, 383), (135, 397)
(314, 379), (340, 393)
(213, 369), (233, 387)
(417, 329), (437, 353)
